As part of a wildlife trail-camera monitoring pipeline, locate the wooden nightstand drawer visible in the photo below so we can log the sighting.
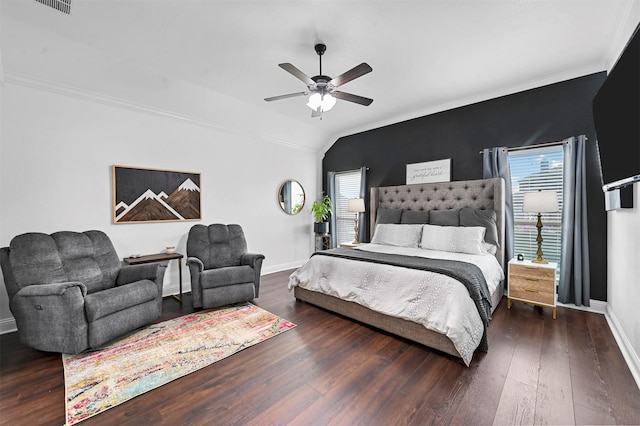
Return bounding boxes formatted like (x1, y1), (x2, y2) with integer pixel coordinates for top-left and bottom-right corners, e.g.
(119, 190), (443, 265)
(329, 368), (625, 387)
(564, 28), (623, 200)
(508, 259), (557, 319)
(509, 276), (554, 305)
(510, 264), (555, 281)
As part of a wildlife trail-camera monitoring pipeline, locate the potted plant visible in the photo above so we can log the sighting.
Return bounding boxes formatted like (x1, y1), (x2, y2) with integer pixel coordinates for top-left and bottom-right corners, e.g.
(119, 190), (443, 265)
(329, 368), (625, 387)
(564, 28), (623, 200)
(312, 194), (332, 235)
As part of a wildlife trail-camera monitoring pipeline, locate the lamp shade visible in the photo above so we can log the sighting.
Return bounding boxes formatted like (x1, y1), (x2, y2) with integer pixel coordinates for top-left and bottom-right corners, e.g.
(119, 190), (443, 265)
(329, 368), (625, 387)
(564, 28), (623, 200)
(321, 93), (336, 111)
(306, 93), (336, 112)
(523, 190), (558, 213)
(347, 198), (366, 213)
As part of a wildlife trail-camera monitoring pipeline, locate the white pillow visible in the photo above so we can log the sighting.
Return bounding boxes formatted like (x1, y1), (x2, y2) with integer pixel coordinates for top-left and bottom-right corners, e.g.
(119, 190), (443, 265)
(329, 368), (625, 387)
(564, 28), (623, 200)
(371, 224), (423, 248)
(420, 224), (486, 255)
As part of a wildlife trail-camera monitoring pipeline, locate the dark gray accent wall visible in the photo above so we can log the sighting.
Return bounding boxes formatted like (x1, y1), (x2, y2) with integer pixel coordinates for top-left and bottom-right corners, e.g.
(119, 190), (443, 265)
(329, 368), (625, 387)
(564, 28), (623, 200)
(323, 72), (608, 301)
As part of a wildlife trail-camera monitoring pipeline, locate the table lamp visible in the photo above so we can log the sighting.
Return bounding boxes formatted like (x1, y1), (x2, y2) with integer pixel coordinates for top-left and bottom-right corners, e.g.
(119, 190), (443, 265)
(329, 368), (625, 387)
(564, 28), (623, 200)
(347, 198), (366, 244)
(523, 190), (558, 264)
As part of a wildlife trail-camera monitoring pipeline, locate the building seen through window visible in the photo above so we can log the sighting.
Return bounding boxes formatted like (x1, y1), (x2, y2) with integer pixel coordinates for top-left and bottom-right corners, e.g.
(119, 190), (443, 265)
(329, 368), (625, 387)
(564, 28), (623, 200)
(509, 146), (564, 270)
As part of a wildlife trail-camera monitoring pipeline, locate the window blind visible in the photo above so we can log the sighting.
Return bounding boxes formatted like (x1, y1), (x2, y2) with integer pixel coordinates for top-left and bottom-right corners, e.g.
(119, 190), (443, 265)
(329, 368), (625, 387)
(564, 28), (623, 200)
(509, 146), (564, 269)
(334, 170), (362, 245)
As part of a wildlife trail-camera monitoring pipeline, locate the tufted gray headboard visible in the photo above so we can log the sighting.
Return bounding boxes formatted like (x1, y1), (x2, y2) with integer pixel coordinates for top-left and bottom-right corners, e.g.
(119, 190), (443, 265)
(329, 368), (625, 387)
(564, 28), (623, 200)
(370, 178), (506, 269)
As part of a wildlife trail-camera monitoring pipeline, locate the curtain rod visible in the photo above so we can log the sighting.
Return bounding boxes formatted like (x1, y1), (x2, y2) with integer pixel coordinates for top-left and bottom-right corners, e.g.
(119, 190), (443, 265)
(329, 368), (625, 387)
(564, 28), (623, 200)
(478, 138), (584, 154)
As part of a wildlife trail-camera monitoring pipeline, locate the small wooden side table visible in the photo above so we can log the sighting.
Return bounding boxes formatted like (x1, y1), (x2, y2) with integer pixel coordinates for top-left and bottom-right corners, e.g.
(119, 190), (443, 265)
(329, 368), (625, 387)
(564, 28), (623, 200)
(123, 252), (184, 303)
(507, 258), (557, 319)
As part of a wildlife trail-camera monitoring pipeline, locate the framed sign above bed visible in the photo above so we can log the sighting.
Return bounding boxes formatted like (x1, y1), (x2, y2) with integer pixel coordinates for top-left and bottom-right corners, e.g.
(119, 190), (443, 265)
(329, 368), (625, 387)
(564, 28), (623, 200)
(406, 158), (451, 184)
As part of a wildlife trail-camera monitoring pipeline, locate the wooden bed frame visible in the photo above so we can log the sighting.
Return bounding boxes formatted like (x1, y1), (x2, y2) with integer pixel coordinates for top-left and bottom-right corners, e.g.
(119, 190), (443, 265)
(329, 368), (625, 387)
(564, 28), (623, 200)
(294, 178), (506, 359)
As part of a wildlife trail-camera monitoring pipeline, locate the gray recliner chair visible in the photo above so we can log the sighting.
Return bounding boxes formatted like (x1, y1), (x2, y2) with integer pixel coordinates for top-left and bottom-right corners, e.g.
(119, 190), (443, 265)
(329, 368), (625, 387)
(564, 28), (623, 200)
(187, 224), (264, 309)
(0, 230), (167, 354)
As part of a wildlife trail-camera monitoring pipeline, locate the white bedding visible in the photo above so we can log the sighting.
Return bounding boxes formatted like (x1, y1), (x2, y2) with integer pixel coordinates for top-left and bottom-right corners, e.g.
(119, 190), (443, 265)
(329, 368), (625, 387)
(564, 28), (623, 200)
(288, 244), (504, 365)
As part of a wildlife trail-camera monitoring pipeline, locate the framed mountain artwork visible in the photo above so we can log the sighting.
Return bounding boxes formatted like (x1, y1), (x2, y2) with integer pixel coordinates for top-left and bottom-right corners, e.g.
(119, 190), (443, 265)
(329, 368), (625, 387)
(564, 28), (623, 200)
(112, 165), (201, 223)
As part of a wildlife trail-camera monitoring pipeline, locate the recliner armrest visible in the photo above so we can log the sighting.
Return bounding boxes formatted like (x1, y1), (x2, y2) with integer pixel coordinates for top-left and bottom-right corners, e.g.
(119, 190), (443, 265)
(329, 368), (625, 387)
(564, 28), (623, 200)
(186, 257), (204, 272)
(15, 281), (87, 298)
(117, 263), (167, 286)
(241, 253), (265, 268)
(10, 282), (89, 353)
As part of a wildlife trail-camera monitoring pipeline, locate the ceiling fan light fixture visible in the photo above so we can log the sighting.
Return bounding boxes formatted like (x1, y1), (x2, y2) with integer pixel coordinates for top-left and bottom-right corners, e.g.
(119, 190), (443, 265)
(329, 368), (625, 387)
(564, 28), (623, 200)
(306, 92), (336, 112)
(266, 43), (372, 116)
(322, 93), (337, 111)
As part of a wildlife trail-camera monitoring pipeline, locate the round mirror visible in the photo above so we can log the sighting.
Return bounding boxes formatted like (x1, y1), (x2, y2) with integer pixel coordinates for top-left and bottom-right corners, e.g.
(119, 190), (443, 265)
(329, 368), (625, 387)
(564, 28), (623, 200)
(278, 180), (305, 215)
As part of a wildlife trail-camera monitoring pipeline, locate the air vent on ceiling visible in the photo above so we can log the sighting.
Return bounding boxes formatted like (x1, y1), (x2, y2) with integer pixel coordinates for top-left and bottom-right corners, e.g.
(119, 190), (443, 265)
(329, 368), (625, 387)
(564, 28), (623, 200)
(34, 0), (71, 14)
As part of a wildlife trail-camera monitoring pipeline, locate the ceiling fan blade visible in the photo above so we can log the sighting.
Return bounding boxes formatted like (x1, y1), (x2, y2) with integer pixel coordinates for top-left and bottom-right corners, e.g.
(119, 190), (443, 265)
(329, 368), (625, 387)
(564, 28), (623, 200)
(279, 63), (315, 85)
(264, 92), (308, 102)
(329, 63), (372, 87)
(333, 91), (373, 106)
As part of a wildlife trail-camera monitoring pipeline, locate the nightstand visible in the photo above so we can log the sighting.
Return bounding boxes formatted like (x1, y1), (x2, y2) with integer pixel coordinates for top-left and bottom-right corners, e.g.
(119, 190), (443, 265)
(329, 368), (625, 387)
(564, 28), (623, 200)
(507, 258), (557, 319)
(315, 235), (332, 251)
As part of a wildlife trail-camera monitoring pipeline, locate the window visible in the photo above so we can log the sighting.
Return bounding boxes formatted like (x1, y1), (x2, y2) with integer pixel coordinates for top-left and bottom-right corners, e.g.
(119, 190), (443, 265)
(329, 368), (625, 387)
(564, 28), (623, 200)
(509, 146), (564, 269)
(333, 170), (362, 244)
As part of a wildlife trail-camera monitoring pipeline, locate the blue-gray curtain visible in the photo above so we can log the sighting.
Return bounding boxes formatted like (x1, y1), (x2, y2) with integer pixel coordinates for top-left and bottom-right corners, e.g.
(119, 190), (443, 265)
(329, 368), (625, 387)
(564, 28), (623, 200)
(483, 147), (514, 266)
(558, 135), (590, 306)
(327, 171), (337, 248)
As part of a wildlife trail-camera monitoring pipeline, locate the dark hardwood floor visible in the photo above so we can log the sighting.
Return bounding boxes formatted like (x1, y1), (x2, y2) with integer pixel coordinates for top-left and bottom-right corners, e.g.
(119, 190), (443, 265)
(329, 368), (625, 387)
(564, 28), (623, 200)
(1, 269), (639, 425)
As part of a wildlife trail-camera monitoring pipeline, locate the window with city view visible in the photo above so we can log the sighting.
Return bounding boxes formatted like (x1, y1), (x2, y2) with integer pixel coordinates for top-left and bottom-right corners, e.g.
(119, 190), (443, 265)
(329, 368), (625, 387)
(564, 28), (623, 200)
(509, 146), (564, 271)
(333, 170), (362, 245)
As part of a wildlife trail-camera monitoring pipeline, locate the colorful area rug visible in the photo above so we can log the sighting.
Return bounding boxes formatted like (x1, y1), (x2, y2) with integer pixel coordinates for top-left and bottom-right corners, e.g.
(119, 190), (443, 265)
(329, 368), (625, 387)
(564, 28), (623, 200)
(62, 303), (296, 425)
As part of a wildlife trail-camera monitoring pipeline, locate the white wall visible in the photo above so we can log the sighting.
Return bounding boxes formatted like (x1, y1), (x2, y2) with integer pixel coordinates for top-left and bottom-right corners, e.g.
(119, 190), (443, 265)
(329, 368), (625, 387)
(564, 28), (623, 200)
(602, 5), (640, 386)
(0, 81), (320, 331)
(607, 182), (640, 387)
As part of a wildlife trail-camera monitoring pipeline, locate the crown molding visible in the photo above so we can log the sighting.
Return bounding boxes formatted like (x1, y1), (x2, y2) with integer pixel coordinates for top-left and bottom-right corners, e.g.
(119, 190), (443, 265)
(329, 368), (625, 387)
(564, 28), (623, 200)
(3, 72), (319, 153)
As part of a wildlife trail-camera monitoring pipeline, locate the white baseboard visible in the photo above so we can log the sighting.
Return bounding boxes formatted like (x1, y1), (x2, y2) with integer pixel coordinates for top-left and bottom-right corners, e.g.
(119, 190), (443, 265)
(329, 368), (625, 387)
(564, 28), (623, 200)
(0, 317), (17, 334)
(605, 306), (640, 390)
(557, 299), (608, 314)
(161, 280), (190, 298)
(261, 260), (306, 275)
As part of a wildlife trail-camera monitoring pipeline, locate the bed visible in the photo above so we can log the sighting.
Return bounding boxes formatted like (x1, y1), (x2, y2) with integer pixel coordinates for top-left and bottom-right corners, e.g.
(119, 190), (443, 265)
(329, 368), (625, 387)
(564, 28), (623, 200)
(289, 178), (506, 365)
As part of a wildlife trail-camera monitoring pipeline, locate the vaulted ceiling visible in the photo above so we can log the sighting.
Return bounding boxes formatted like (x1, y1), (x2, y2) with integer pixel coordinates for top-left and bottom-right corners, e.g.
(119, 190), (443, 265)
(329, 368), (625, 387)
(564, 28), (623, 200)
(2, 1), (639, 152)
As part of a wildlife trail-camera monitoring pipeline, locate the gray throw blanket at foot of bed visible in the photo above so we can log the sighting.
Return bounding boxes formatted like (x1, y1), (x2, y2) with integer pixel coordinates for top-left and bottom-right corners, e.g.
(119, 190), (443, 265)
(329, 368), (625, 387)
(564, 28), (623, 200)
(313, 248), (493, 352)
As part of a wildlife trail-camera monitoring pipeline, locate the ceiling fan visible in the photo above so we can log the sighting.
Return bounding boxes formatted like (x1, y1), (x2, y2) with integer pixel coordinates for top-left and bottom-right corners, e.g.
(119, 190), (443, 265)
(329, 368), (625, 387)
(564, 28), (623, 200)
(264, 43), (373, 118)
